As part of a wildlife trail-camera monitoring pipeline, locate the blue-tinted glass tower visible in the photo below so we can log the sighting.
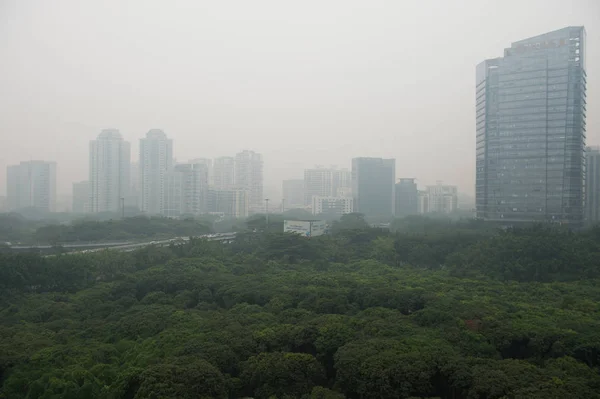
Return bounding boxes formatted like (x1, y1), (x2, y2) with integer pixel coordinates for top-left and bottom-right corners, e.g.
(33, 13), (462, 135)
(476, 27), (587, 224)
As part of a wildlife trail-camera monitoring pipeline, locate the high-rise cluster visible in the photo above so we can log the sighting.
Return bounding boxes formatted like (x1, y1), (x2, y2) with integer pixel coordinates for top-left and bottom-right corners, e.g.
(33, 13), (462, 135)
(84, 129), (263, 219)
(281, 160), (459, 220)
(5, 26), (597, 225)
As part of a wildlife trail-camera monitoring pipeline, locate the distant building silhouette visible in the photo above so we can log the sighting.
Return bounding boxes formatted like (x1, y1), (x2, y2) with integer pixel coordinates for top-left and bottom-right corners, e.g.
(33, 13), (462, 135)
(282, 179), (304, 209)
(304, 167), (351, 207)
(235, 150), (263, 212)
(140, 129), (173, 215)
(395, 178), (418, 218)
(351, 157), (395, 219)
(89, 129), (130, 213)
(72, 181), (90, 213)
(213, 156), (235, 190)
(7, 160), (56, 212)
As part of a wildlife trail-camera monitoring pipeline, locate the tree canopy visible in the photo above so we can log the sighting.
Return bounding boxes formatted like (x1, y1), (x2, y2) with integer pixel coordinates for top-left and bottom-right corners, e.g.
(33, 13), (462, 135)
(1, 220), (600, 398)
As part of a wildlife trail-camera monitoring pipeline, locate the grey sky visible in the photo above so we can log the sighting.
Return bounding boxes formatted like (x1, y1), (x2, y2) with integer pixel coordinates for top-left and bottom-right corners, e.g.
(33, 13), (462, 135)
(1, 0), (598, 202)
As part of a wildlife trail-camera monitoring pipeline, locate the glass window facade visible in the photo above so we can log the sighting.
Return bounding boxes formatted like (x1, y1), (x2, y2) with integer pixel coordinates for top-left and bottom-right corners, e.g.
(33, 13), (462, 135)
(476, 27), (587, 225)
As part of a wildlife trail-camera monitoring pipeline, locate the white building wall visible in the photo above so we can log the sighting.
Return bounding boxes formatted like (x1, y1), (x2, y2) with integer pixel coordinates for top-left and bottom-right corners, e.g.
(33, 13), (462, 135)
(89, 129), (131, 213)
(213, 157), (235, 190)
(235, 150), (263, 211)
(311, 196), (353, 216)
(7, 161), (56, 212)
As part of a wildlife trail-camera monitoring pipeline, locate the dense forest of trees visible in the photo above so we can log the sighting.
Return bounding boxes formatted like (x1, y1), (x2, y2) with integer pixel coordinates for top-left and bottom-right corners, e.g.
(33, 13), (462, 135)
(1, 216), (600, 398)
(0, 214), (212, 244)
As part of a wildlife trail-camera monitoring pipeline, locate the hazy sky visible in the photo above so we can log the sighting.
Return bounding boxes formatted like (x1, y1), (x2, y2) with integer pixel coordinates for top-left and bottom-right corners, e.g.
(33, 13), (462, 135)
(1, 0), (599, 202)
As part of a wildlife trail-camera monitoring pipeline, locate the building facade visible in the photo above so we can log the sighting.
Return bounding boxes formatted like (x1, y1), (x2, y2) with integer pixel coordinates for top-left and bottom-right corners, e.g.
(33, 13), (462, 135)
(235, 150), (263, 212)
(425, 183), (458, 214)
(303, 167), (351, 206)
(282, 179), (304, 209)
(311, 196), (353, 216)
(476, 27), (587, 224)
(163, 162), (209, 217)
(351, 157), (395, 219)
(6, 160), (57, 212)
(139, 129), (173, 215)
(585, 146), (600, 223)
(207, 189), (249, 218)
(72, 181), (90, 213)
(213, 157), (235, 190)
(190, 158), (213, 186)
(395, 178), (418, 218)
(89, 129), (131, 213)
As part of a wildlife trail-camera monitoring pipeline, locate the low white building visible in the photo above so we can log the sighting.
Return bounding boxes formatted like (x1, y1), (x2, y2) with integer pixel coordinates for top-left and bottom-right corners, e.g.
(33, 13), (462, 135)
(311, 196), (353, 216)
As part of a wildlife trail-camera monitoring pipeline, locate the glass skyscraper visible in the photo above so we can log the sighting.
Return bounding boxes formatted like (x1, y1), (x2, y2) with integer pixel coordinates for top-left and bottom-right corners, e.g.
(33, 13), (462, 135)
(476, 27), (587, 224)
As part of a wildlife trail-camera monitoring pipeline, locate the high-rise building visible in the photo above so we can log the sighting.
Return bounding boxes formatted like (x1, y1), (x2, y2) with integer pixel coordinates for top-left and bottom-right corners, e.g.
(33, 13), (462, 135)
(207, 189), (249, 218)
(311, 196), (353, 216)
(425, 183), (458, 214)
(72, 181), (90, 213)
(303, 167), (351, 206)
(235, 150), (263, 211)
(89, 129), (131, 213)
(395, 178), (418, 218)
(213, 157), (235, 190)
(418, 190), (429, 214)
(351, 157), (395, 219)
(585, 146), (600, 223)
(189, 158), (213, 186)
(163, 162), (209, 217)
(476, 27), (587, 224)
(139, 129), (173, 215)
(282, 179), (304, 209)
(6, 160), (57, 212)
(129, 162), (140, 209)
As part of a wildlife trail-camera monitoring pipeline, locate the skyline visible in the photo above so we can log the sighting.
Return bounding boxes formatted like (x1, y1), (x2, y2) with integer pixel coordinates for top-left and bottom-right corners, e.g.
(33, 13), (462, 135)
(1, 1), (599, 201)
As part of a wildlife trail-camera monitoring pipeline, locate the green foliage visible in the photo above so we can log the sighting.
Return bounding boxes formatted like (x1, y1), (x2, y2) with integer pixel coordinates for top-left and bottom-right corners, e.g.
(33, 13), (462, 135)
(2, 220), (600, 398)
(0, 214), (212, 245)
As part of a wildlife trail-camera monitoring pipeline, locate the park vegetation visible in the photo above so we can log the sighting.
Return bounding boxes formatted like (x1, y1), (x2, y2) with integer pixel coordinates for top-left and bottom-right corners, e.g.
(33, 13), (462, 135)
(1, 214), (600, 398)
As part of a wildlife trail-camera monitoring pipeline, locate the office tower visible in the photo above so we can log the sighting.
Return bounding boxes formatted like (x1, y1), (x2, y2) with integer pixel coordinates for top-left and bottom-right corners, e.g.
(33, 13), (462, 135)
(6, 160), (57, 212)
(425, 183), (458, 214)
(351, 157), (395, 219)
(72, 181), (90, 213)
(89, 129), (131, 213)
(207, 189), (249, 218)
(235, 150), (264, 211)
(163, 162), (209, 217)
(282, 179), (304, 209)
(303, 167), (351, 206)
(476, 27), (587, 224)
(585, 146), (600, 223)
(213, 157), (235, 190)
(311, 196), (354, 216)
(139, 129), (173, 215)
(190, 158), (213, 186)
(395, 178), (418, 218)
